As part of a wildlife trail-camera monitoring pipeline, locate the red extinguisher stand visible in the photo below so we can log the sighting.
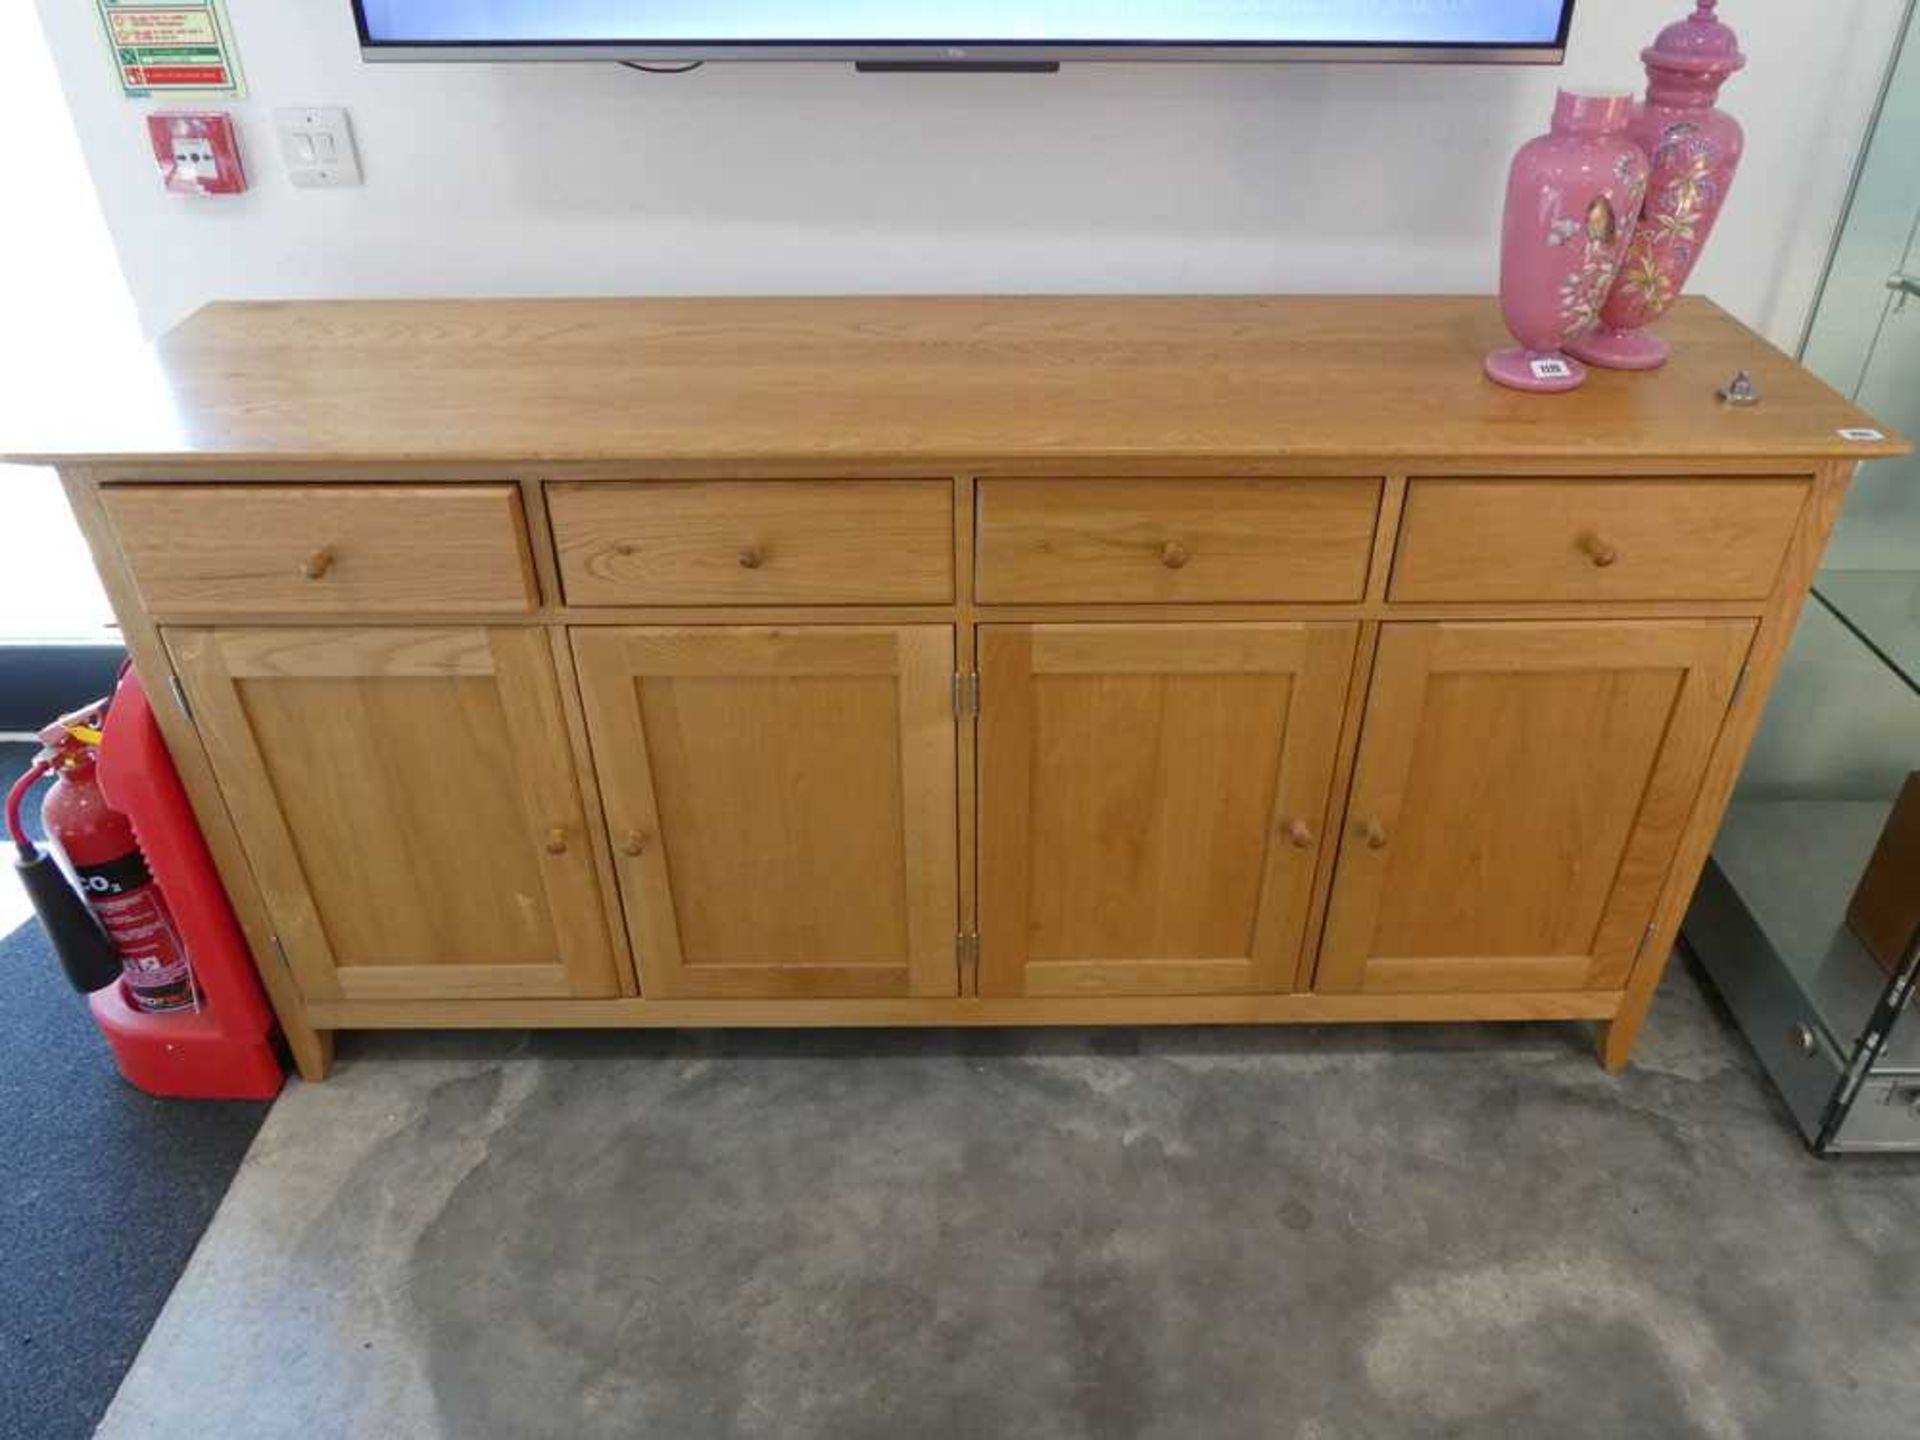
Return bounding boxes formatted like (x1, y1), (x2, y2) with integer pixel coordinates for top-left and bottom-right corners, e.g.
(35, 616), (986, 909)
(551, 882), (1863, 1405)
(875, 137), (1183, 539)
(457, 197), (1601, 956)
(87, 671), (283, 1100)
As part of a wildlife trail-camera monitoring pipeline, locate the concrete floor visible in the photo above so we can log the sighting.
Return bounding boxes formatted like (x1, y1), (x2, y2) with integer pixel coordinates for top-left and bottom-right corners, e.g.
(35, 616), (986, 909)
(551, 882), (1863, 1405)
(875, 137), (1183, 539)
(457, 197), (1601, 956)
(98, 960), (1920, 1440)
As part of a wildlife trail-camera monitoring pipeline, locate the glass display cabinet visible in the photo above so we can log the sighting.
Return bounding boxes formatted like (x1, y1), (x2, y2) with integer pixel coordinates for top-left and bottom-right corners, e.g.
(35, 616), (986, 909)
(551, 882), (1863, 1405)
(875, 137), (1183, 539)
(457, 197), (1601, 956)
(1686, 596), (1919, 1153)
(1684, 22), (1920, 1153)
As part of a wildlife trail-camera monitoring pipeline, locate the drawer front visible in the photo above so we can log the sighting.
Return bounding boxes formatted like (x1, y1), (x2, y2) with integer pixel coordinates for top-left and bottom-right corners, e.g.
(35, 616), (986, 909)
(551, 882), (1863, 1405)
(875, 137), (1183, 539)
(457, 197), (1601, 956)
(1389, 477), (1809, 604)
(550, 481), (954, 606)
(104, 485), (538, 616)
(976, 478), (1381, 603)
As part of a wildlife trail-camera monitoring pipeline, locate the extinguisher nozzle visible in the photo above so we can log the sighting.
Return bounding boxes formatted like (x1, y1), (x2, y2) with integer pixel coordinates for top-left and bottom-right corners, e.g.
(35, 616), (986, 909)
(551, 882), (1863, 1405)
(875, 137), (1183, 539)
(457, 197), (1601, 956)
(14, 850), (124, 994)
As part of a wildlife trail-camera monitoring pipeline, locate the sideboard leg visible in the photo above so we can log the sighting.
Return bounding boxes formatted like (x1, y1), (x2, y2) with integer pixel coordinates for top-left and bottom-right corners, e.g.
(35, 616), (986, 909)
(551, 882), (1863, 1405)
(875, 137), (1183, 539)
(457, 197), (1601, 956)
(288, 1027), (335, 1083)
(1599, 996), (1655, 1072)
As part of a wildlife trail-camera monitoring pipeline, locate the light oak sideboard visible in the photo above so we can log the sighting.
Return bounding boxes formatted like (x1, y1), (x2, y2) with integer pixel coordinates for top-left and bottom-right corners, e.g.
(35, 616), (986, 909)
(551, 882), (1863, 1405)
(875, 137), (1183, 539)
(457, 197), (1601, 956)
(7, 296), (1905, 1082)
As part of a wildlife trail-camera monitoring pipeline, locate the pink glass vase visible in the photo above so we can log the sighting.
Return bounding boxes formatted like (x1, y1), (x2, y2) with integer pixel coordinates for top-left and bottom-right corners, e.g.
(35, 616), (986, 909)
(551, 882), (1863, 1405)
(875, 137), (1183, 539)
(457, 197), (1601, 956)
(1487, 91), (1649, 394)
(1568, 0), (1746, 371)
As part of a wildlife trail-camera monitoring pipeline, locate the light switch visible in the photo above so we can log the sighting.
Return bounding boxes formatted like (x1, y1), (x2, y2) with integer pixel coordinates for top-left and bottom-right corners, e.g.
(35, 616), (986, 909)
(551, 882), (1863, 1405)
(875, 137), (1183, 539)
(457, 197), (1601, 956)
(273, 107), (362, 188)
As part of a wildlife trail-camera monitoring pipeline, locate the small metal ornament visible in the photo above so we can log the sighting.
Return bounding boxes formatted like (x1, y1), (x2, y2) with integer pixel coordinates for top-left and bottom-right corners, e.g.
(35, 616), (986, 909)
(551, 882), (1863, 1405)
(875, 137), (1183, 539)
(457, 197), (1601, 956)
(1718, 369), (1761, 406)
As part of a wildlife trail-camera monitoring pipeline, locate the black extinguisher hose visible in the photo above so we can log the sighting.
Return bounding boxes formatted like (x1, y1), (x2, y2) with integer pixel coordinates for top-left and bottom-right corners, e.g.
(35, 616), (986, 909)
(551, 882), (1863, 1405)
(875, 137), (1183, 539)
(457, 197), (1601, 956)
(8, 758), (124, 994)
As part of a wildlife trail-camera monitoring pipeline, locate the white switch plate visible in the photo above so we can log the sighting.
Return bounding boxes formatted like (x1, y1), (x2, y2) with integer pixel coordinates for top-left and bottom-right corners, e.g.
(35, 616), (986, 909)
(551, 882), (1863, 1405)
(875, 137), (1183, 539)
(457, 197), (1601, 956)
(274, 107), (362, 188)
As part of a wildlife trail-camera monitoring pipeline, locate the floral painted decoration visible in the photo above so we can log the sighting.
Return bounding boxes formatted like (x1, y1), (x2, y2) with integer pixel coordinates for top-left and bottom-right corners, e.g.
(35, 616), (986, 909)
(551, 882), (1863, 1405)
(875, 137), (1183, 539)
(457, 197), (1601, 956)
(1552, 156), (1649, 338)
(1607, 123), (1726, 329)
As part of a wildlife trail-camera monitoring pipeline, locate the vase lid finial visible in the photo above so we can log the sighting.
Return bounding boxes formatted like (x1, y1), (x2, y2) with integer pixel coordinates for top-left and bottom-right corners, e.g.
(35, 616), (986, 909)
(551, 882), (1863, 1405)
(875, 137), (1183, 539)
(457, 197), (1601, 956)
(1644, 0), (1746, 81)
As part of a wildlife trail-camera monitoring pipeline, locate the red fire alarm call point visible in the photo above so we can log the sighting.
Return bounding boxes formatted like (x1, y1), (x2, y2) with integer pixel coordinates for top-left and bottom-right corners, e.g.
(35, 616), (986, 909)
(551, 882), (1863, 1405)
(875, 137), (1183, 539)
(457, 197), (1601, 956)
(145, 111), (246, 196)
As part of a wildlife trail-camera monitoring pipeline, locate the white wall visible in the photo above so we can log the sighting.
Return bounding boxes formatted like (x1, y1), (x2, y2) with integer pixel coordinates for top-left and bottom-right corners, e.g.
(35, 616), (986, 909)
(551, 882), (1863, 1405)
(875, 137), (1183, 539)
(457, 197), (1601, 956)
(30, 0), (1912, 348)
(0, 4), (135, 644)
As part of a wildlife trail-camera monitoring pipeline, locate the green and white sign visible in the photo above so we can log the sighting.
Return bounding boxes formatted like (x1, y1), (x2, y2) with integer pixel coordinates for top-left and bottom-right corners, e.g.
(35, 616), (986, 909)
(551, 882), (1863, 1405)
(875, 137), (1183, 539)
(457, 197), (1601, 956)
(95, 0), (246, 100)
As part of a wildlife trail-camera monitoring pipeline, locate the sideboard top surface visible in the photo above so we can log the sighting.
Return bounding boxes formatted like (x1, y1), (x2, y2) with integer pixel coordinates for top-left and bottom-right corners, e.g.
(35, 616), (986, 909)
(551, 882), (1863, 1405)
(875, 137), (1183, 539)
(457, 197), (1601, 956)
(3, 295), (1907, 469)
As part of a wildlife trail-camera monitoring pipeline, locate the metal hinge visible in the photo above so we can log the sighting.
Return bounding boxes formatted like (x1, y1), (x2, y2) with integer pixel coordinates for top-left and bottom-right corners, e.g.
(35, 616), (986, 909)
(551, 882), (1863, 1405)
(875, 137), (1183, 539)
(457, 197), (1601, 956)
(956, 931), (980, 972)
(954, 669), (980, 718)
(270, 934), (293, 973)
(1728, 663), (1751, 714)
(1635, 921), (1657, 963)
(167, 672), (194, 723)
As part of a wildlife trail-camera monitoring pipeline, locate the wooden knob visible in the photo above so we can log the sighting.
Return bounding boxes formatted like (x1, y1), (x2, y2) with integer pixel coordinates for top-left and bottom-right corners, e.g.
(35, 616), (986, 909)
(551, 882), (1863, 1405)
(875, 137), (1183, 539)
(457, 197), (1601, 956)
(621, 829), (649, 857)
(1361, 818), (1389, 851)
(1160, 540), (1191, 571)
(738, 545), (766, 570)
(1283, 818), (1316, 849)
(301, 548), (335, 581)
(544, 827), (569, 855)
(1580, 533), (1620, 569)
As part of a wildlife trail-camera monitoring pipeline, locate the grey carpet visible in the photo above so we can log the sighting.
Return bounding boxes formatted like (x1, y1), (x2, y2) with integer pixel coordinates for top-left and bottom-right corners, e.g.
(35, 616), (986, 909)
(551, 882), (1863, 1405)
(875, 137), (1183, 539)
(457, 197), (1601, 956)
(96, 960), (1920, 1439)
(0, 743), (272, 1440)
(0, 645), (125, 733)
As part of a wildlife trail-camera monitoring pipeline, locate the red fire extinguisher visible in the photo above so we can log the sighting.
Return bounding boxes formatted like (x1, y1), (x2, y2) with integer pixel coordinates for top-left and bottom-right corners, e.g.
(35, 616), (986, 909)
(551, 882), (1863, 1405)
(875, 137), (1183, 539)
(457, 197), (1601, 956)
(7, 699), (199, 1012)
(9, 670), (281, 1099)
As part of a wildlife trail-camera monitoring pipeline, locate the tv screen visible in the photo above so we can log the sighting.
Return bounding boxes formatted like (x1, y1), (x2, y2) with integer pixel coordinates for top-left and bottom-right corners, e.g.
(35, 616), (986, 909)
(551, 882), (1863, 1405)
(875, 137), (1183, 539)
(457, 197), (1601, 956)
(354, 2), (1577, 65)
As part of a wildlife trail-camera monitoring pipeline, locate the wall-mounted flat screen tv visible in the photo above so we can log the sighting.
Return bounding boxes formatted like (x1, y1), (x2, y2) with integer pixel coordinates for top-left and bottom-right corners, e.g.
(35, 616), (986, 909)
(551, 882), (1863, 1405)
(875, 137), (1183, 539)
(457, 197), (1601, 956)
(353, 2), (1579, 67)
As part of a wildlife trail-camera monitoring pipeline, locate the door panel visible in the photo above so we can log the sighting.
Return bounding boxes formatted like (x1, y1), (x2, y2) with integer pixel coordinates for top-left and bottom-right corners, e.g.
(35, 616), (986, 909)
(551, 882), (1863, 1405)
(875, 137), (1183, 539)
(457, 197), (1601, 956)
(574, 626), (959, 999)
(168, 626), (620, 1003)
(1318, 621), (1754, 995)
(980, 623), (1357, 998)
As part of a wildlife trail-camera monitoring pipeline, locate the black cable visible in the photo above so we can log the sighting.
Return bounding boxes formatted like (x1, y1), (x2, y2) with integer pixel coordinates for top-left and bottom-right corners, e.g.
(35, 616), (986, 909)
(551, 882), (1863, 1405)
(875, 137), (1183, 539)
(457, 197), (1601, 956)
(620, 60), (705, 73)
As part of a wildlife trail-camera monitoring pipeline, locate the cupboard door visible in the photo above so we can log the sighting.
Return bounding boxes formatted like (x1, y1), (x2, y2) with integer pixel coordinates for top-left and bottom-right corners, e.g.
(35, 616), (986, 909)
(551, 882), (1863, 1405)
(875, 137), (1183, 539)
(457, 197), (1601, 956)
(979, 623), (1357, 998)
(168, 627), (621, 1003)
(573, 627), (959, 1000)
(1318, 621), (1754, 995)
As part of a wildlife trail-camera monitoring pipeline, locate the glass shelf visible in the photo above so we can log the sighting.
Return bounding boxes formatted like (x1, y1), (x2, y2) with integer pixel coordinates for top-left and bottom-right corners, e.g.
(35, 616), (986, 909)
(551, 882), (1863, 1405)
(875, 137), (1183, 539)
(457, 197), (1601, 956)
(1685, 589), (1920, 1150)
(1711, 797), (1916, 1075)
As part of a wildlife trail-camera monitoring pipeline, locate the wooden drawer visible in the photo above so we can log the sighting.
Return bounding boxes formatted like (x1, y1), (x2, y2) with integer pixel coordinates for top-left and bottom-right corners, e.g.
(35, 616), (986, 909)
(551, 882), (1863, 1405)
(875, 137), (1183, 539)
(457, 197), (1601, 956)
(104, 485), (538, 616)
(549, 481), (954, 606)
(976, 478), (1381, 603)
(1389, 477), (1809, 604)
